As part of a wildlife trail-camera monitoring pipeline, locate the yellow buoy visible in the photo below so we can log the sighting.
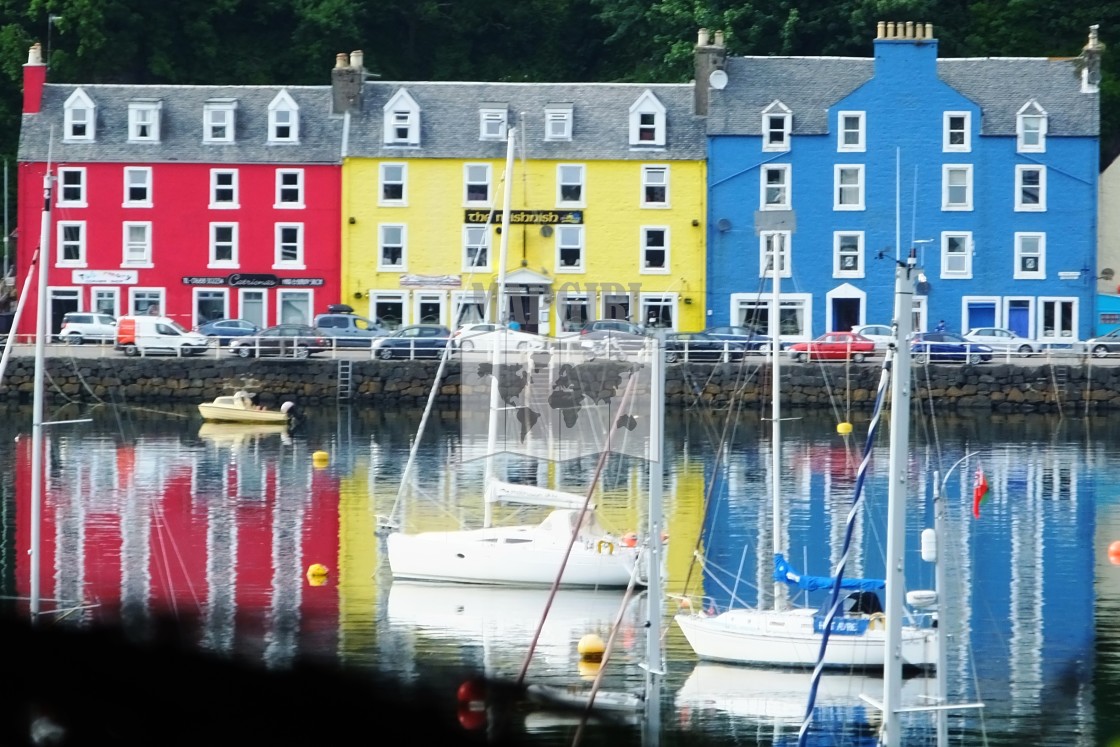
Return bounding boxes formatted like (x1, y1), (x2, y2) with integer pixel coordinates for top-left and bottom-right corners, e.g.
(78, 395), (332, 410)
(306, 563), (329, 585)
(577, 633), (605, 662)
(312, 450), (330, 467)
(837, 421), (853, 435)
(578, 659), (602, 679)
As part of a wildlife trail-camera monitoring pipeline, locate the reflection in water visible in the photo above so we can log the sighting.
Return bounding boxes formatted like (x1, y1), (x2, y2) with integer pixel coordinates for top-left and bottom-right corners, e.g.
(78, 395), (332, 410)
(0, 404), (1113, 745)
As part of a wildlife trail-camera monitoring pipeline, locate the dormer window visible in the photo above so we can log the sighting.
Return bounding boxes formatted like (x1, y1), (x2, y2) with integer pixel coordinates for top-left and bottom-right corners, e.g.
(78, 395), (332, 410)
(480, 107), (507, 141)
(1017, 100), (1047, 153)
(384, 88), (420, 146)
(762, 101), (791, 152)
(545, 105), (572, 141)
(204, 99), (237, 143)
(128, 100), (161, 142)
(629, 90), (666, 147)
(63, 88), (96, 142)
(268, 90), (299, 143)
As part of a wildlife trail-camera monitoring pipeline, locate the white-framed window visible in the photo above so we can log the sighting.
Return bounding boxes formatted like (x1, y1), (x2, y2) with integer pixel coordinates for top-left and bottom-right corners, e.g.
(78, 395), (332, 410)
(268, 90), (299, 143)
(942, 165), (973, 210)
(380, 163), (407, 205)
(57, 221), (86, 267)
(122, 222), (152, 266)
(480, 108), (508, 140)
(275, 169), (304, 208)
(383, 88), (420, 146)
(210, 169), (239, 208)
(203, 100), (237, 143)
(413, 292), (446, 326)
(274, 223), (304, 267)
(128, 100), (161, 142)
(837, 111), (865, 152)
(239, 289), (267, 329)
(731, 291), (811, 342)
(556, 225), (584, 271)
(93, 287), (120, 318)
(129, 289), (164, 316)
(1017, 100), (1047, 153)
(63, 89), (95, 142)
(464, 225), (490, 271)
(943, 111), (971, 152)
(1015, 165), (1046, 211)
(628, 90), (666, 146)
(834, 165), (865, 210)
(557, 164), (585, 207)
(278, 290), (313, 325)
(1039, 298), (1077, 342)
(464, 163), (491, 206)
(834, 232), (864, 277)
(759, 230), (791, 279)
(762, 101), (792, 152)
(379, 224), (407, 270)
(58, 168), (87, 207)
(123, 167), (152, 207)
(941, 231), (972, 278)
(641, 226), (669, 273)
(761, 165), (791, 210)
(545, 106), (573, 141)
(641, 294), (677, 330)
(209, 223), (239, 267)
(452, 290), (487, 326)
(558, 291), (589, 332)
(371, 292), (406, 329)
(1014, 232), (1046, 278)
(641, 165), (669, 208)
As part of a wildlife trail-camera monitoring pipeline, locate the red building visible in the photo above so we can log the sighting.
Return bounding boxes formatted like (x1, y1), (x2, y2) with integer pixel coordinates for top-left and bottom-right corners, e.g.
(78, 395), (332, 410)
(17, 43), (343, 336)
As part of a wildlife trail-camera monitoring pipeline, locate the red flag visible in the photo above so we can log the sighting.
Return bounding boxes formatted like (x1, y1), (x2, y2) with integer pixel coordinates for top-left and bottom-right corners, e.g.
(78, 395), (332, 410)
(972, 465), (990, 519)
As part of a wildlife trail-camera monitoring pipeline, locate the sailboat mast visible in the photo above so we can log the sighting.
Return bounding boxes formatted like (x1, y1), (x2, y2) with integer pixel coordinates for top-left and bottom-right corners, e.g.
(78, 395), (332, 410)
(644, 337), (665, 737)
(770, 234), (784, 611)
(882, 250), (917, 745)
(30, 168), (55, 620)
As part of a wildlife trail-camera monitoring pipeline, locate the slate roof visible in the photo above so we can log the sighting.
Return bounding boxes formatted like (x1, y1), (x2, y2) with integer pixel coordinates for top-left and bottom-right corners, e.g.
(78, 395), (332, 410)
(345, 81), (707, 160)
(709, 55), (1097, 137)
(19, 84), (344, 164)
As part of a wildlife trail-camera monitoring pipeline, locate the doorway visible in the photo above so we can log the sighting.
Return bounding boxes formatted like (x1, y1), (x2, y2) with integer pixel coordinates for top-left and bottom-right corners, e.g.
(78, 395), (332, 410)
(508, 294), (540, 334)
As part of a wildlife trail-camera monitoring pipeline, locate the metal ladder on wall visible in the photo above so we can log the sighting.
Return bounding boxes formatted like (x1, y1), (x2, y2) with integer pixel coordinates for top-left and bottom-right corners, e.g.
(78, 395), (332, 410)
(337, 358), (353, 402)
(1050, 363), (1069, 416)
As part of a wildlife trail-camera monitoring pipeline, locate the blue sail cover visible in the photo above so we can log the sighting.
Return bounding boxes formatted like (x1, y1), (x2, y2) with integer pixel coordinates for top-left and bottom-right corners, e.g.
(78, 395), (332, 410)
(773, 554), (885, 592)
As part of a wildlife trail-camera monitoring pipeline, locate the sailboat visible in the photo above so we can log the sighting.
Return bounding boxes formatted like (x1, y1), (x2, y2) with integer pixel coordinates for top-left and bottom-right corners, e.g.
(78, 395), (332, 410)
(383, 126), (646, 589)
(674, 246), (938, 671)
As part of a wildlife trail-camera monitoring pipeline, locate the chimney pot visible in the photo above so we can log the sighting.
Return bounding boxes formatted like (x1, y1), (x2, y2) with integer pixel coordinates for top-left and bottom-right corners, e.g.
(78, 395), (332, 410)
(877, 21), (885, 39)
(698, 28), (709, 46)
(906, 21), (915, 38)
(887, 22), (896, 38)
(350, 50), (364, 70)
(335, 53), (348, 69)
(27, 42), (42, 65)
(714, 30), (724, 46)
(925, 23), (934, 38)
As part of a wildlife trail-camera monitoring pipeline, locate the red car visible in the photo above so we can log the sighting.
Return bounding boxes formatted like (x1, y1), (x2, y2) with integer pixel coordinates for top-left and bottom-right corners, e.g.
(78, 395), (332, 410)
(787, 331), (876, 362)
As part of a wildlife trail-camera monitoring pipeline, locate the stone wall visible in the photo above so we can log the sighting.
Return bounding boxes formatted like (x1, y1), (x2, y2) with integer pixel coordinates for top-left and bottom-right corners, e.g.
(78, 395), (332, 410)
(1, 355), (1116, 413)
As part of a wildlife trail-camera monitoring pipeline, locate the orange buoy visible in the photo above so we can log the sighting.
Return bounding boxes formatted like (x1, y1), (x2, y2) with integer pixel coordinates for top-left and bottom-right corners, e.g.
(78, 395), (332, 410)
(456, 678), (487, 730)
(621, 532), (638, 548)
(1110, 541), (1120, 565)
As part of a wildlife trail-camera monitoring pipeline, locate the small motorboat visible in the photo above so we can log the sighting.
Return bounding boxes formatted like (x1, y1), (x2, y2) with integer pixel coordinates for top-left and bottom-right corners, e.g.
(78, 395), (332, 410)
(197, 390), (296, 425)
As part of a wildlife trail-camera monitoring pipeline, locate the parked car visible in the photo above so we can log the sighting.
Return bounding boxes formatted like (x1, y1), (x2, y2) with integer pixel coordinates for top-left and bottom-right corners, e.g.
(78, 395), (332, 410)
(910, 331), (994, 364)
(371, 324), (452, 360)
(196, 318), (260, 346)
(450, 323), (546, 353)
(787, 331), (876, 363)
(964, 327), (1040, 355)
(851, 323), (895, 351)
(701, 325), (773, 353)
(578, 319), (649, 355)
(229, 324), (330, 359)
(58, 312), (117, 344)
(1084, 328), (1120, 358)
(664, 332), (748, 362)
(116, 315), (212, 357)
(313, 312), (388, 348)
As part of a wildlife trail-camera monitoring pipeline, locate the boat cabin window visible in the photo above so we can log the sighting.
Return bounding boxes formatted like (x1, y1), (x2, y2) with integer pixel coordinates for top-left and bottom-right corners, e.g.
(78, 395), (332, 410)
(843, 590), (883, 616)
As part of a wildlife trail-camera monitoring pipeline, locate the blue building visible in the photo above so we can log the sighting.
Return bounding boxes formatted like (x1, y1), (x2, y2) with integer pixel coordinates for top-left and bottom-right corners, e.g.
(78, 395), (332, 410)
(700, 22), (1102, 344)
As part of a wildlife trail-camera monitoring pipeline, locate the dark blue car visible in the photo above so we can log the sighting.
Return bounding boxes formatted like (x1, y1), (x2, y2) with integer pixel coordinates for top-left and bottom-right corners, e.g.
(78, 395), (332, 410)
(195, 318), (261, 346)
(371, 324), (451, 360)
(910, 331), (994, 364)
(701, 325), (773, 353)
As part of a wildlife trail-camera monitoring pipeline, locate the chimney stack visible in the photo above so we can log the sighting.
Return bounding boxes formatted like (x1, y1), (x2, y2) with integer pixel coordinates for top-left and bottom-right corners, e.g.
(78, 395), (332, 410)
(23, 42), (47, 114)
(1081, 24), (1104, 92)
(693, 28), (727, 116)
(331, 49), (363, 115)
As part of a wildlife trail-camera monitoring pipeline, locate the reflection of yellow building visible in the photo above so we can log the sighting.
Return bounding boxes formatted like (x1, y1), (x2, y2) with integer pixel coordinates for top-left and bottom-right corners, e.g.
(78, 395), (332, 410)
(339, 76), (707, 335)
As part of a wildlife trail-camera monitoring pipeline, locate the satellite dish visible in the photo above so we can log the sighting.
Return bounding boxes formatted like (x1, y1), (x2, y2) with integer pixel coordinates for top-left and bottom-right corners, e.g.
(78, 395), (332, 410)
(717, 218), (732, 233)
(1102, 267), (1114, 280)
(709, 69), (728, 90)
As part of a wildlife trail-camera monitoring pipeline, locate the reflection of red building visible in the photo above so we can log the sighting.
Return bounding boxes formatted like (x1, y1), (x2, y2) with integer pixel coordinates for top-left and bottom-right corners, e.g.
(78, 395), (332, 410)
(15, 433), (341, 666)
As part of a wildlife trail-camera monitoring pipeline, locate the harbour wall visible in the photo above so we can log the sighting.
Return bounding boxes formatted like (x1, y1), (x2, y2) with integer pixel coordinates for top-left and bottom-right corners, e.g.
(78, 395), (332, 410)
(1, 355), (1117, 413)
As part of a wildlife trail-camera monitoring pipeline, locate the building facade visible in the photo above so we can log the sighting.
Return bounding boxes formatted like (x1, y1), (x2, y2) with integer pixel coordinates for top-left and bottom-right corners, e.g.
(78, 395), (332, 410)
(704, 22), (1102, 344)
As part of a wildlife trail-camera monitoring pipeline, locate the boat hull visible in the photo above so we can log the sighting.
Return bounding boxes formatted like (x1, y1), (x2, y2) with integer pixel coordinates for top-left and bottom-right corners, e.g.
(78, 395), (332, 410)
(674, 607), (937, 670)
(197, 403), (290, 425)
(386, 524), (643, 588)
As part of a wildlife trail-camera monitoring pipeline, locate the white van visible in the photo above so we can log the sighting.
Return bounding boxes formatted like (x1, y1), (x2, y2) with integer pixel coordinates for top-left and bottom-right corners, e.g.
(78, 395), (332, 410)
(115, 315), (212, 356)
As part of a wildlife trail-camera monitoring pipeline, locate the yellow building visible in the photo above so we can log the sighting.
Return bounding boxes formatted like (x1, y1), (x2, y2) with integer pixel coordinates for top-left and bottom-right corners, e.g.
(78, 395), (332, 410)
(336, 68), (708, 335)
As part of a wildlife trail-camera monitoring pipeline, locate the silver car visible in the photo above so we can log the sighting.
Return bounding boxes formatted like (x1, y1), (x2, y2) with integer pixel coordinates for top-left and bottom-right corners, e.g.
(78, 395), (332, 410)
(964, 327), (1040, 355)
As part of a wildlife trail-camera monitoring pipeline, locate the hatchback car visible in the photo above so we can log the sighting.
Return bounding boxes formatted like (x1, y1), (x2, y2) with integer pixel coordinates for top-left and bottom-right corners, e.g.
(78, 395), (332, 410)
(851, 324), (895, 351)
(787, 331), (876, 362)
(701, 325), (773, 353)
(229, 324), (330, 359)
(58, 312), (117, 344)
(578, 319), (649, 355)
(964, 327), (1040, 356)
(910, 331), (994, 364)
(450, 323), (545, 353)
(664, 332), (748, 362)
(1084, 328), (1120, 358)
(196, 318), (260, 346)
(371, 324), (452, 360)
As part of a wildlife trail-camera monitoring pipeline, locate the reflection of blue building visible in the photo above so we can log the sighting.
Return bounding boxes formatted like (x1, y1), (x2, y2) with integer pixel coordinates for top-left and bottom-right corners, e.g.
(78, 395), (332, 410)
(700, 22), (1101, 344)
